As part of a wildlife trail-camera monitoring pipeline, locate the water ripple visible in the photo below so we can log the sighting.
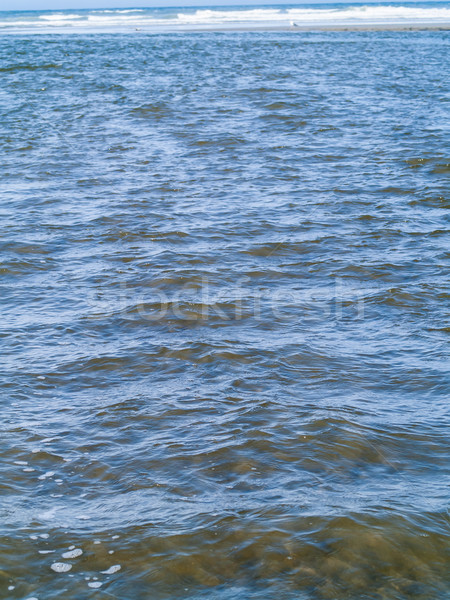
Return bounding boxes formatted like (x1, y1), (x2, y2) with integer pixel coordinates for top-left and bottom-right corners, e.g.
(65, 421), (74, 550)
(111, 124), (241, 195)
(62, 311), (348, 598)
(0, 31), (449, 600)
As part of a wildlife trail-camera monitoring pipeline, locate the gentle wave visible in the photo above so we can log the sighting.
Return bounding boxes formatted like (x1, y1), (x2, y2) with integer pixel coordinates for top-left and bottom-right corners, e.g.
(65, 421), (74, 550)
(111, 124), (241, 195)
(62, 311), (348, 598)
(38, 13), (81, 21)
(177, 5), (450, 23)
(1, 4), (450, 30)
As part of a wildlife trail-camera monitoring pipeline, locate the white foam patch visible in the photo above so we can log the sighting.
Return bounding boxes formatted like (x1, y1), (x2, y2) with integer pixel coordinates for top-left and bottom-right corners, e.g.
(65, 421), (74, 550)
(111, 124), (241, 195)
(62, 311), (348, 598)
(101, 564), (121, 574)
(62, 548), (83, 559)
(88, 581), (103, 588)
(38, 471), (55, 480)
(51, 562), (72, 573)
(176, 6), (450, 25)
(37, 508), (56, 521)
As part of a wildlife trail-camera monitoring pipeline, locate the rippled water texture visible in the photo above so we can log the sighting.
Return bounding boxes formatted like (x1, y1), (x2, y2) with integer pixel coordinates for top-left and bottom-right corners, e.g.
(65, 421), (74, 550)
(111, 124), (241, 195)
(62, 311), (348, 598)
(1, 32), (449, 600)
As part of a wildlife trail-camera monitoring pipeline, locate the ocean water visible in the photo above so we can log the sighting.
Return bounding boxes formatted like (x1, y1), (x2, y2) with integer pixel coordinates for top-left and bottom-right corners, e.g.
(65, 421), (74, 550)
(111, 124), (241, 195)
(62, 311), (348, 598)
(0, 2), (450, 31)
(1, 22), (449, 600)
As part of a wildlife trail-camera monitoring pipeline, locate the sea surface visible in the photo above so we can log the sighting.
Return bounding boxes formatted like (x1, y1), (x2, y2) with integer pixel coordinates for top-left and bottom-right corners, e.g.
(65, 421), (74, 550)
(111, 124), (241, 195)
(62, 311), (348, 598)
(1, 22), (449, 600)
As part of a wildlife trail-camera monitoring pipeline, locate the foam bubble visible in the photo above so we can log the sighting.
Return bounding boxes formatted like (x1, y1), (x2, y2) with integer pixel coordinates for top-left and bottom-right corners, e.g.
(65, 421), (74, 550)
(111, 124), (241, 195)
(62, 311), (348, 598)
(51, 562), (72, 573)
(62, 548), (83, 559)
(38, 471), (55, 480)
(101, 564), (121, 574)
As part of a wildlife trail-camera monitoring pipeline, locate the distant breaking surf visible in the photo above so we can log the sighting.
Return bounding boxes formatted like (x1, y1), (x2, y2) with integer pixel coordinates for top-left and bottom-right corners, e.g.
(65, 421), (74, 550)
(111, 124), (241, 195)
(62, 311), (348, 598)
(1, 3), (450, 32)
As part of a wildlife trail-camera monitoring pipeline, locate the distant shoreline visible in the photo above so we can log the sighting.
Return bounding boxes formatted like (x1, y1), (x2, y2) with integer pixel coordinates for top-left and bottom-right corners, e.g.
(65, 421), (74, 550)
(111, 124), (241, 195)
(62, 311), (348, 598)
(1, 23), (450, 33)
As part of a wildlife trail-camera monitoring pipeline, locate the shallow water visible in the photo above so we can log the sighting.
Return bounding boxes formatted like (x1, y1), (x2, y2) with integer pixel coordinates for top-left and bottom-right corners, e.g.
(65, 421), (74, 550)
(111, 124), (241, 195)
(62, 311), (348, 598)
(1, 31), (449, 600)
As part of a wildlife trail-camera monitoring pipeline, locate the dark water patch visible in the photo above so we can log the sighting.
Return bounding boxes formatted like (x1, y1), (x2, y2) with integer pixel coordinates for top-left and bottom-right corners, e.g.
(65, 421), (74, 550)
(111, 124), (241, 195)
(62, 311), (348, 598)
(431, 161), (450, 174)
(0, 63), (62, 73)
(129, 102), (172, 119)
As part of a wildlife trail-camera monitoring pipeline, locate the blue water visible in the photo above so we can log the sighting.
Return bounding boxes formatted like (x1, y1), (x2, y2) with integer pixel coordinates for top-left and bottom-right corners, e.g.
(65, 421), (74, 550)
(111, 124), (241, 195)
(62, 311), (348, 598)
(0, 23), (449, 600)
